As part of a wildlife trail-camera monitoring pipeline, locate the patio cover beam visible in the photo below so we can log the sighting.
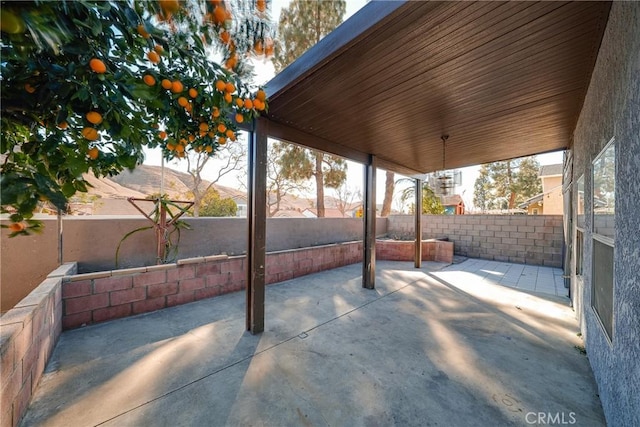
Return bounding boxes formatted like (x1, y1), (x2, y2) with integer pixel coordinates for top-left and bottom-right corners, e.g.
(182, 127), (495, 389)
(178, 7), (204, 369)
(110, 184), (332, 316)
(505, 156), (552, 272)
(362, 154), (376, 289)
(246, 118), (268, 334)
(415, 178), (422, 268)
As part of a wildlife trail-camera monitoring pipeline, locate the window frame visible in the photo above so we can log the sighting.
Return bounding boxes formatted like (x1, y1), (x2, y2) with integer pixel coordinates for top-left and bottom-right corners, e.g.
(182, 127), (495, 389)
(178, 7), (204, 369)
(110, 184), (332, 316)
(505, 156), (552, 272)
(590, 137), (615, 345)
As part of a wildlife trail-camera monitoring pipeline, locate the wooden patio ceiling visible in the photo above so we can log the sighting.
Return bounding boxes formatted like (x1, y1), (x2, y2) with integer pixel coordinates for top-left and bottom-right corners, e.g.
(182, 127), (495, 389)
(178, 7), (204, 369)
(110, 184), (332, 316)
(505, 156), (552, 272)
(264, 1), (611, 176)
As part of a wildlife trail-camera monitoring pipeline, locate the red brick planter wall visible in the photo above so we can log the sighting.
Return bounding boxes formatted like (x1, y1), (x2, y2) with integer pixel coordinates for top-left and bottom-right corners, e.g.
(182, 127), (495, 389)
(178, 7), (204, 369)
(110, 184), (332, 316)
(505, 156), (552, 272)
(61, 242), (364, 330)
(59, 239), (450, 330)
(376, 240), (453, 264)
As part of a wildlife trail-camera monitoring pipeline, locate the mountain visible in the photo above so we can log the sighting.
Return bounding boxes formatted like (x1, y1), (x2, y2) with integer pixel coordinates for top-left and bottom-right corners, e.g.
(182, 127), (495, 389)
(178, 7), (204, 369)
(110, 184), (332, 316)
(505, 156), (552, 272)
(80, 164), (332, 217)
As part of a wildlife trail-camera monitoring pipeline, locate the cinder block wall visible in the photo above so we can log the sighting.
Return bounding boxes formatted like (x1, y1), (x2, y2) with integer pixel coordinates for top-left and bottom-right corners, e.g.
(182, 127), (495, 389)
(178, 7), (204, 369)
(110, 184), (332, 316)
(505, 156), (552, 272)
(1, 217), (387, 312)
(387, 215), (564, 267)
(0, 263), (76, 427)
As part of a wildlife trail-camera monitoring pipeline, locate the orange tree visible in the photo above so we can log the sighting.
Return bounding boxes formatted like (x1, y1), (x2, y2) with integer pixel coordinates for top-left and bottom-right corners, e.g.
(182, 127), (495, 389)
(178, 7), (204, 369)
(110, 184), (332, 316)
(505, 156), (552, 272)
(1, 0), (272, 235)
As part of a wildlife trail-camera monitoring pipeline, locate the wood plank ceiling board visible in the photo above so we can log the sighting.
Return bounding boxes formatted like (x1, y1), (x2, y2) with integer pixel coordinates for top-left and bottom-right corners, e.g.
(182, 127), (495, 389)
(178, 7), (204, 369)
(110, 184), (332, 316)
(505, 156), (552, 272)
(265, 1), (611, 175)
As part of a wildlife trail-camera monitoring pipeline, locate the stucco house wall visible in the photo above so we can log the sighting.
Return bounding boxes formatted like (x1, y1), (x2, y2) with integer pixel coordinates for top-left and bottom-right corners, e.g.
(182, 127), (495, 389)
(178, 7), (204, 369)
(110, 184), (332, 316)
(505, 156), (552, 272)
(570, 2), (640, 426)
(541, 175), (564, 215)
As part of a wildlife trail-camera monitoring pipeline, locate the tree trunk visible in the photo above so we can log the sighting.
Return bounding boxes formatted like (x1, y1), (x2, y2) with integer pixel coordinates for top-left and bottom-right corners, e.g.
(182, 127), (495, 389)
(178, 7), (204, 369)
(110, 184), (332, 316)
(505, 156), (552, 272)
(315, 152), (325, 217)
(507, 161), (516, 209)
(381, 171), (394, 217)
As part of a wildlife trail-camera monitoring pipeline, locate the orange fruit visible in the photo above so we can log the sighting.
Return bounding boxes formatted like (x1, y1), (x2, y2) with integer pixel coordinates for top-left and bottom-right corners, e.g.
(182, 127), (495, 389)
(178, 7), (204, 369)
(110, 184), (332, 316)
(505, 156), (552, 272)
(215, 80), (226, 92)
(218, 136), (227, 145)
(205, 145), (213, 153)
(254, 40), (264, 55)
(8, 222), (26, 232)
(167, 143), (176, 151)
(220, 31), (230, 44)
(213, 6), (226, 24)
(154, 44), (164, 54)
(225, 82), (235, 93)
(208, 131), (215, 138)
(143, 74), (156, 86)
(235, 113), (244, 123)
(57, 122), (68, 130)
(137, 24), (150, 39)
(224, 56), (237, 70)
(229, 133), (236, 141)
(217, 123), (226, 133)
(256, 89), (266, 102)
(161, 79), (172, 89)
(256, 0), (266, 13)
(199, 122), (209, 132)
(264, 38), (274, 56)
(224, 92), (232, 103)
(24, 83), (36, 93)
(225, 129), (234, 138)
(189, 88), (198, 98)
(159, 0), (180, 13)
(252, 99), (263, 111)
(147, 51), (161, 64)
(175, 144), (185, 153)
(243, 98), (253, 109)
(171, 80), (184, 93)
(86, 111), (103, 125)
(188, 134), (196, 142)
(235, 98), (243, 108)
(212, 107), (220, 118)
(82, 127), (99, 140)
(87, 147), (99, 160)
(159, 131), (167, 139)
(89, 58), (106, 73)
(1, 10), (25, 34)
(178, 96), (188, 107)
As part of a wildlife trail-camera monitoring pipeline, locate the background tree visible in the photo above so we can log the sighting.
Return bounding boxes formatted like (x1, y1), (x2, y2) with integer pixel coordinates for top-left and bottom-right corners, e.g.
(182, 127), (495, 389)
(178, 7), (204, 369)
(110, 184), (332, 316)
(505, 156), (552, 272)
(265, 141), (307, 217)
(473, 156), (542, 210)
(1, 0), (272, 235)
(277, 144), (347, 217)
(473, 165), (491, 212)
(398, 180), (445, 214)
(271, 0), (347, 217)
(380, 171), (395, 217)
(197, 188), (237, 217)
(272, 0), (346, 73)
(333, 184), (361, 217)
(185, 141), (247, 217)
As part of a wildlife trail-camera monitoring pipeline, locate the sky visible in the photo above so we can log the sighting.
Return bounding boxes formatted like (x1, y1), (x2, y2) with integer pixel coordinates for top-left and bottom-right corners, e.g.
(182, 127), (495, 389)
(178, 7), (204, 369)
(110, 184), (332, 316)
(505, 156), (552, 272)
(143, 0), (563, 211)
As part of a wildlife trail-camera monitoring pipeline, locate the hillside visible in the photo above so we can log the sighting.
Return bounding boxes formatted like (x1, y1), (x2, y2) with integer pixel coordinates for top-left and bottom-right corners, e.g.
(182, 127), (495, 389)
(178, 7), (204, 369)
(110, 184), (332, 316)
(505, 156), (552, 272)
(80, 164), (334, 216)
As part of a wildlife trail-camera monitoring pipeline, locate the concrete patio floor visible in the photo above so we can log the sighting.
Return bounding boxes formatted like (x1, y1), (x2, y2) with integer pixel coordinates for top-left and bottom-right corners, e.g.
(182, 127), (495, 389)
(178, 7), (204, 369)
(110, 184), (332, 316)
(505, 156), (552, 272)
(20, 260), (604, 427)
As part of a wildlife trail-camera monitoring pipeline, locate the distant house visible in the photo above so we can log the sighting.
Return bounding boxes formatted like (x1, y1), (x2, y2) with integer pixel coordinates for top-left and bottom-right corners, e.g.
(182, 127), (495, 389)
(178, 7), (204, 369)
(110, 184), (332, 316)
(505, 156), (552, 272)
(441, 194), (465, 215)
(518, 163), (564, 215)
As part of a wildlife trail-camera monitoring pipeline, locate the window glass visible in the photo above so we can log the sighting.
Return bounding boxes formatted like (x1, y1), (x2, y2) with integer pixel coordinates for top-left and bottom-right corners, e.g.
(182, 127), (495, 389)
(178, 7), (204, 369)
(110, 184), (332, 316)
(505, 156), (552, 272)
(576, 175), (585, 229)
(592, 142), (615, 239)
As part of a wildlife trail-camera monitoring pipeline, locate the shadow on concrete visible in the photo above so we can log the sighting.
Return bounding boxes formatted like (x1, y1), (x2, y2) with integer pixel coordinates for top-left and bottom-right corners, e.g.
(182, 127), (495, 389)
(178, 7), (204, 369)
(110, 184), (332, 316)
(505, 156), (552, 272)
(20, 261), (605, 426)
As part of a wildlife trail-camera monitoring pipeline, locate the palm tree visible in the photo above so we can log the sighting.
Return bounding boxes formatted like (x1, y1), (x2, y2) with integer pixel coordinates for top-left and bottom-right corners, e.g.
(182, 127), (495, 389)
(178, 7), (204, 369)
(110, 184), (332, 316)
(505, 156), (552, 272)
(397, 178), (445, 214)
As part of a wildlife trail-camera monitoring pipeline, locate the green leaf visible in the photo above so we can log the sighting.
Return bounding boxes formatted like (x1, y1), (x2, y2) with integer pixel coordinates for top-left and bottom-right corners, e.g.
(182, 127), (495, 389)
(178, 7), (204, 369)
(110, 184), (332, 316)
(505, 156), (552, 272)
(91, 20), (102, 36)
